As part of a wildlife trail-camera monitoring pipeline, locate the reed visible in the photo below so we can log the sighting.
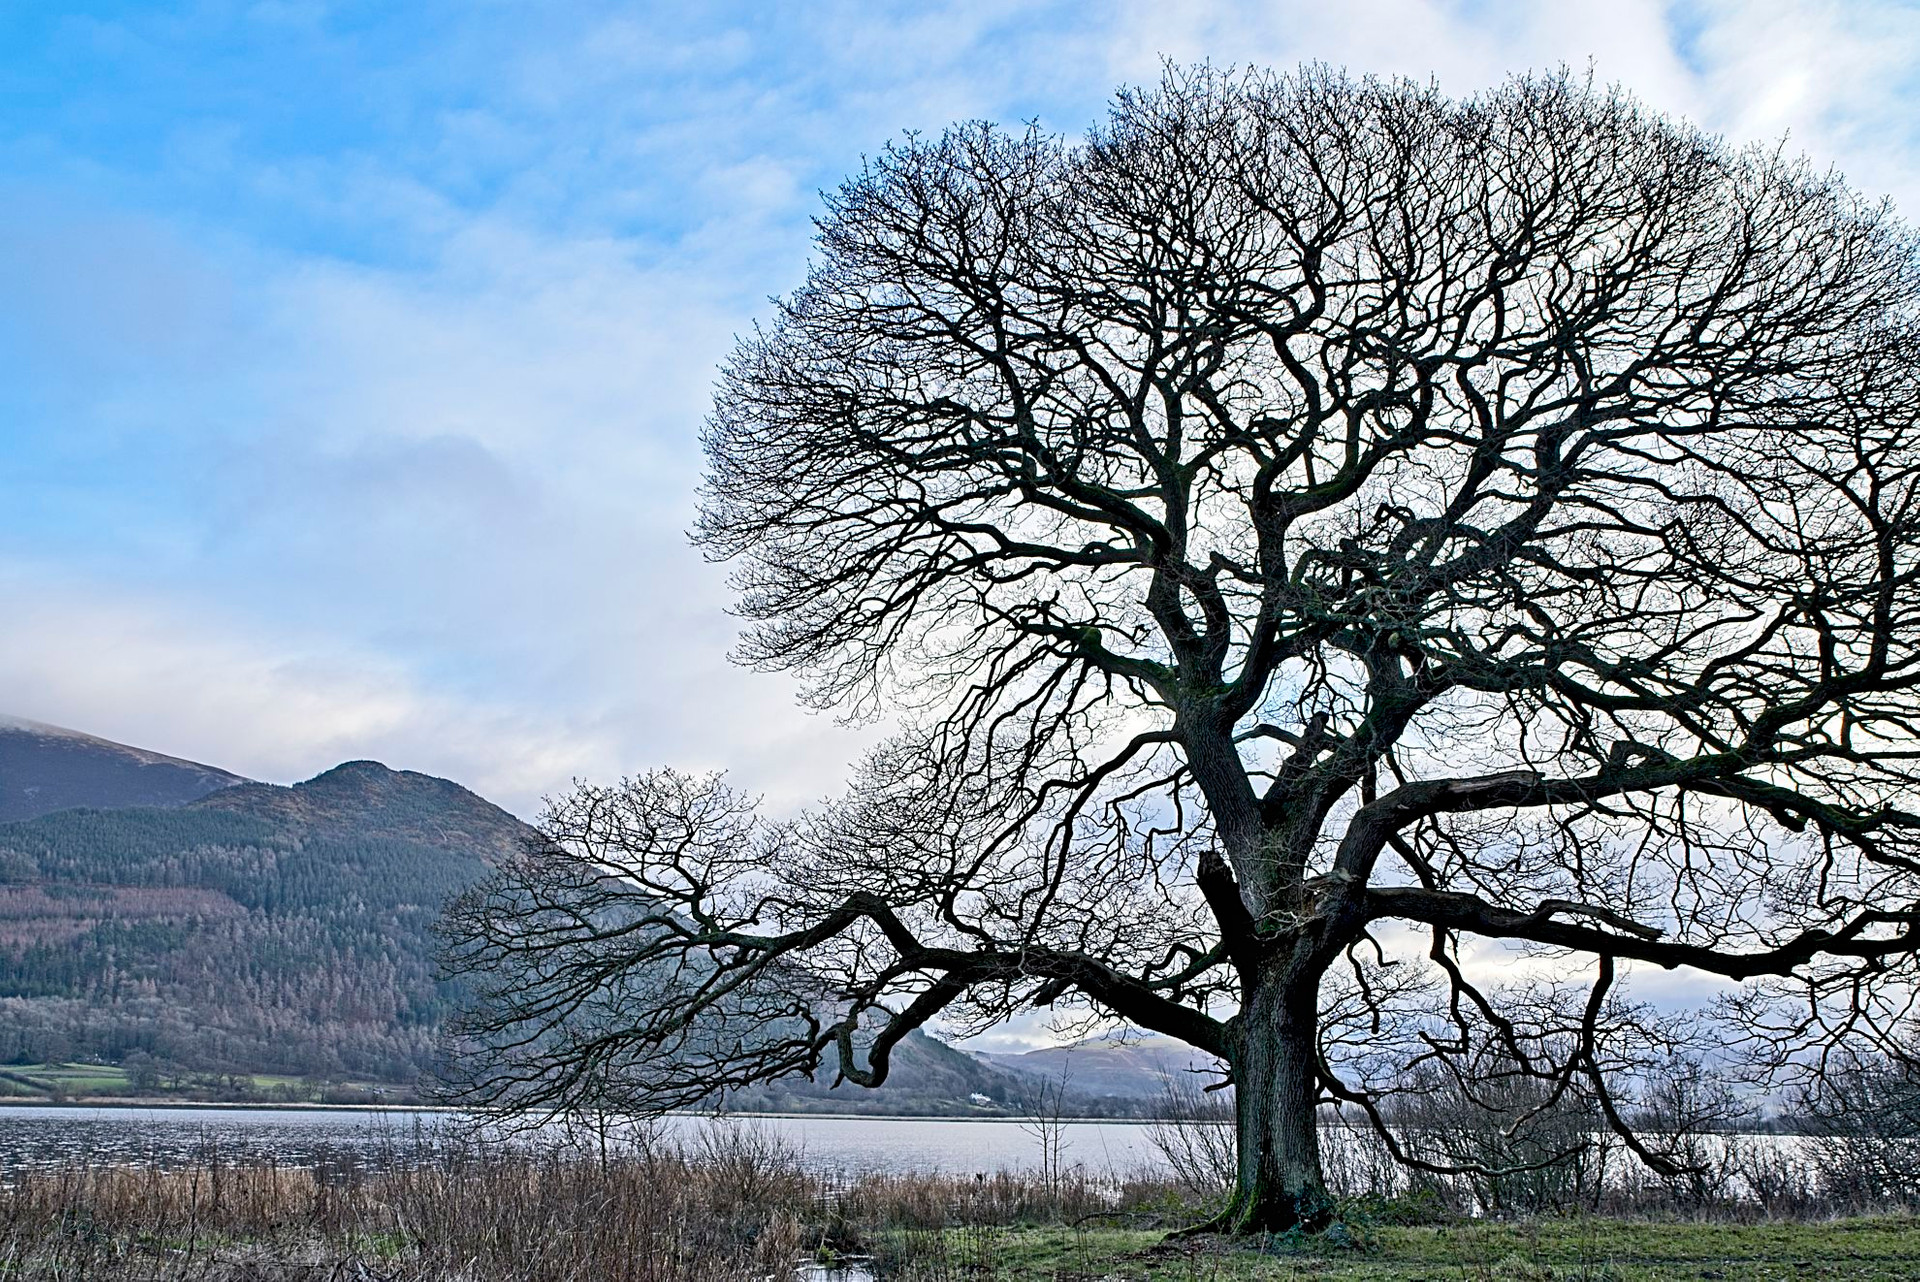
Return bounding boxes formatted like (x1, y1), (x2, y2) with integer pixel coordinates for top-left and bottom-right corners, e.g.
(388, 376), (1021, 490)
(0, 1126), (804, 1280)
(0, 1121), (1205, 1280)
(0, 1118), (1908, 1279)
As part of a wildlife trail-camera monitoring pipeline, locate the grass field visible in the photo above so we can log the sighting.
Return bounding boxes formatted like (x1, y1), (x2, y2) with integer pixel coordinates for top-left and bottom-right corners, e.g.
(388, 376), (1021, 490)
(0, 1061), (403, 1103)
(875, 1218), (1920, 1280)
(1, 1140), (1915, 1280)
(0, 1062), (130, 1096)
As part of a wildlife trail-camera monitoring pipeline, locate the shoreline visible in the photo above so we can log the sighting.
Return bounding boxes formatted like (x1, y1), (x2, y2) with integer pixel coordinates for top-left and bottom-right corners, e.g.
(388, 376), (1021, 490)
(0, 1099), (1157, 1124)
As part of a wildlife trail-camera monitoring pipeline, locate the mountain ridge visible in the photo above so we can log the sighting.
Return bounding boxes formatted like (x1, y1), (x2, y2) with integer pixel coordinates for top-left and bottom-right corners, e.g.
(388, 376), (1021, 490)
(0, 714), (249, 822)
(0, 751), (522, 1089)
(193, 759), (532, 863)
(973, 1036), (1227, 1102)
(0, 720), (1043, 1113)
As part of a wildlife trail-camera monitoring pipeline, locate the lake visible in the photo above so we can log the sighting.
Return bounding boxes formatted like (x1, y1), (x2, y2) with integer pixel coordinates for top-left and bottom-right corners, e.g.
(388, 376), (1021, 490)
(0, 1105), (1173, 1179)
(0, 1104), (1818, 1200)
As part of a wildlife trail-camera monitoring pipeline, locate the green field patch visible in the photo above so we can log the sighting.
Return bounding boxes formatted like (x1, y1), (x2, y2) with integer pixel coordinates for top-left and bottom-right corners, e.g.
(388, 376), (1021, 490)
(0, 1062), (410, 1103)
(871, 1218), (1920, 1281)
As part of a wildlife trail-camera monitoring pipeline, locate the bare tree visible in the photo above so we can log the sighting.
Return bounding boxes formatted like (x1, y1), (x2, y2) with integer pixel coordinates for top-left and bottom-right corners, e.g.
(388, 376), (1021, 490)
(1146, 1073), (1237, 1200)
(1015, 1059), (1074, 1191)
(443, 65), (1920, 1233)
(1795, 1048), (1920, 1208)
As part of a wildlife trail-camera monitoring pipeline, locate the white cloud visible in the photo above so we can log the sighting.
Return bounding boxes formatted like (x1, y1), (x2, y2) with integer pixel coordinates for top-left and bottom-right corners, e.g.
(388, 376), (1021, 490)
(12, 3), (1920, 1042)
(0, 560), (870, 818)
(1681, 0), (1920, 209)
(0, 565), (581, 809)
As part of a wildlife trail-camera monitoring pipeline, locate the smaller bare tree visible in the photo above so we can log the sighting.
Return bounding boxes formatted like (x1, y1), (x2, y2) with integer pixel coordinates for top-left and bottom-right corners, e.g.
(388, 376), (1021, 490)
(1146, 1072), (1238, 1200)
(1015, 1060), (1075, 1192)
(1625, 1054), (1750, 1210)
(1797, 1051), (1920, 1209)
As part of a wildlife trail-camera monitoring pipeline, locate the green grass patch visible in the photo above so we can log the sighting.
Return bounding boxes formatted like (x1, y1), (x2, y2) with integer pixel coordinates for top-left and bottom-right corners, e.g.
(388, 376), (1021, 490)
(0, 1062), (409, 1102)
(875, 1216), (1920, 1280)
(3, 1063), (129, 1094)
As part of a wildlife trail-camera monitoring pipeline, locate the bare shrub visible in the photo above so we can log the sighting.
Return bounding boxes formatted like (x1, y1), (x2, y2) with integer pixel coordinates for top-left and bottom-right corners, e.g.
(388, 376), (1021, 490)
(1797, 1056), (1920, 1211)
(1612, 1055), (1752, 1213)
(1715, 1135), (1822, 1220)
(1390, 1053), (1615, 1216)
(683, 1116), (812, 1215)
(1144, 1074), (1235, 1200)
(1321, 1118), (1423, 1210)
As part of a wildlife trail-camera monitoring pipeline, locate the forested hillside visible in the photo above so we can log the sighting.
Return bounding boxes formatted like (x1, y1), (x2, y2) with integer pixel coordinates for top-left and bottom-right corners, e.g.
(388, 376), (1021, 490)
(0, 761), (526, 1091)
(0, 740), (1040, 1112)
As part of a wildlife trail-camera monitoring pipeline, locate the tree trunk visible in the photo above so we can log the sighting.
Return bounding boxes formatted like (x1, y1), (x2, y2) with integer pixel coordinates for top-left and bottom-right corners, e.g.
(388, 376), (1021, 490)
(1220, 969), (1333, 1233)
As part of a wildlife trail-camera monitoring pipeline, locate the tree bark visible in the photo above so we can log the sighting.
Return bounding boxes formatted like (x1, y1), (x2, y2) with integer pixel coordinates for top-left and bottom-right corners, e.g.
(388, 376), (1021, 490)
(1220, 967), (1333, 1233)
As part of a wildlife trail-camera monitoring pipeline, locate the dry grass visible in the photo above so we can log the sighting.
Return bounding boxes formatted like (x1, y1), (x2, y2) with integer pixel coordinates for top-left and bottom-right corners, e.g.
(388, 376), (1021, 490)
(0, 1123), (1201, 1280)
(3, 1123), (1915, 1280)
(0, 1128), (819, 1280)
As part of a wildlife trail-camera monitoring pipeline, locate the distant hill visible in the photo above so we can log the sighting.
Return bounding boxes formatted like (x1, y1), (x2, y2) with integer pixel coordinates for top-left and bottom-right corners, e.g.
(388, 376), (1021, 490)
(977, 1036), (1227, 1105)
(725, 1027), (1028, 1116)
(0, 715), (248, 822)
(0, 758), (531, 1090)
(196, 760), (530, 863)
(0, 722), (1039, 1114)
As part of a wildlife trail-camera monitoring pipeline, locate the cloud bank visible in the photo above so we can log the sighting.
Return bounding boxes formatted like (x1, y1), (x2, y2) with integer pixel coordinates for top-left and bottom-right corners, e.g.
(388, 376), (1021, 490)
(3, 0), (1917, 835)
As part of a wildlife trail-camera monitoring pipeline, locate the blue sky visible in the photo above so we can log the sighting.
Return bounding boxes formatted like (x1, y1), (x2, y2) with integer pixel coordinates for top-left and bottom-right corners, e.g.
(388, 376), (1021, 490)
(6, 0), (1920, 833)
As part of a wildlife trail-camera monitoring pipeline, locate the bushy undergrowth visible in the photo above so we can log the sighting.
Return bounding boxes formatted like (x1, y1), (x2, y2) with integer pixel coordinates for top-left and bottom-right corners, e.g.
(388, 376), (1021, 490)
(2, 1113), (1916, 1280)
(0, 1122), (1194, 1281)
(1144, 1054), (1920, 1228)
(1152, 1110), (1920, 1226)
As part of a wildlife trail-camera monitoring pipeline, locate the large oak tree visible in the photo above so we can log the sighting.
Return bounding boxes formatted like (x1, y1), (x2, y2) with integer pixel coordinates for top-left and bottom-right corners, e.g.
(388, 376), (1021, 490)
(444, 67), (1920, 1232)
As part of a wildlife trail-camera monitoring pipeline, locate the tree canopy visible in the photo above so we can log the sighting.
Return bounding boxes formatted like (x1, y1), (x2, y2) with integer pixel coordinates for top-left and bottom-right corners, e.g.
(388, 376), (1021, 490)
(444, 65), (1920, 1233)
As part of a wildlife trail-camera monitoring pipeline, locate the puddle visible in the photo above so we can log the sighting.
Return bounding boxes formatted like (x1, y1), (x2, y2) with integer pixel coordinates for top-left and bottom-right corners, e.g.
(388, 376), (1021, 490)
(794, 1256), (876, 1281)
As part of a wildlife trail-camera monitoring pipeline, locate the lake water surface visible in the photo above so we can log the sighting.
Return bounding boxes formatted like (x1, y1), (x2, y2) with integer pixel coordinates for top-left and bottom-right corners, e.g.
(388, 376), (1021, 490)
(0, 1104), (1817, 1199)
(0, 1105), (1170, 1179)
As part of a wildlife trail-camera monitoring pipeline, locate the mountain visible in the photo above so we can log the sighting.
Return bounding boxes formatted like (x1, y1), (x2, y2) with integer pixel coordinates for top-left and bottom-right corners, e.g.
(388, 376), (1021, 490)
(0, 722), (1035, 1114)
(977, 1036), (1227, 1105)
(0, 715), (248, 823)
(0, 757), (533, 1093)
(725, 1027), (1029, 1116)
(195, 760), (531, 863)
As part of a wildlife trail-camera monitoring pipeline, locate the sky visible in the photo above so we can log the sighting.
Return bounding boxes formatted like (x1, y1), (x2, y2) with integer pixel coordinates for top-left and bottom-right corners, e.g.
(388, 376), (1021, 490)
(5, 0), (1920, 829)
